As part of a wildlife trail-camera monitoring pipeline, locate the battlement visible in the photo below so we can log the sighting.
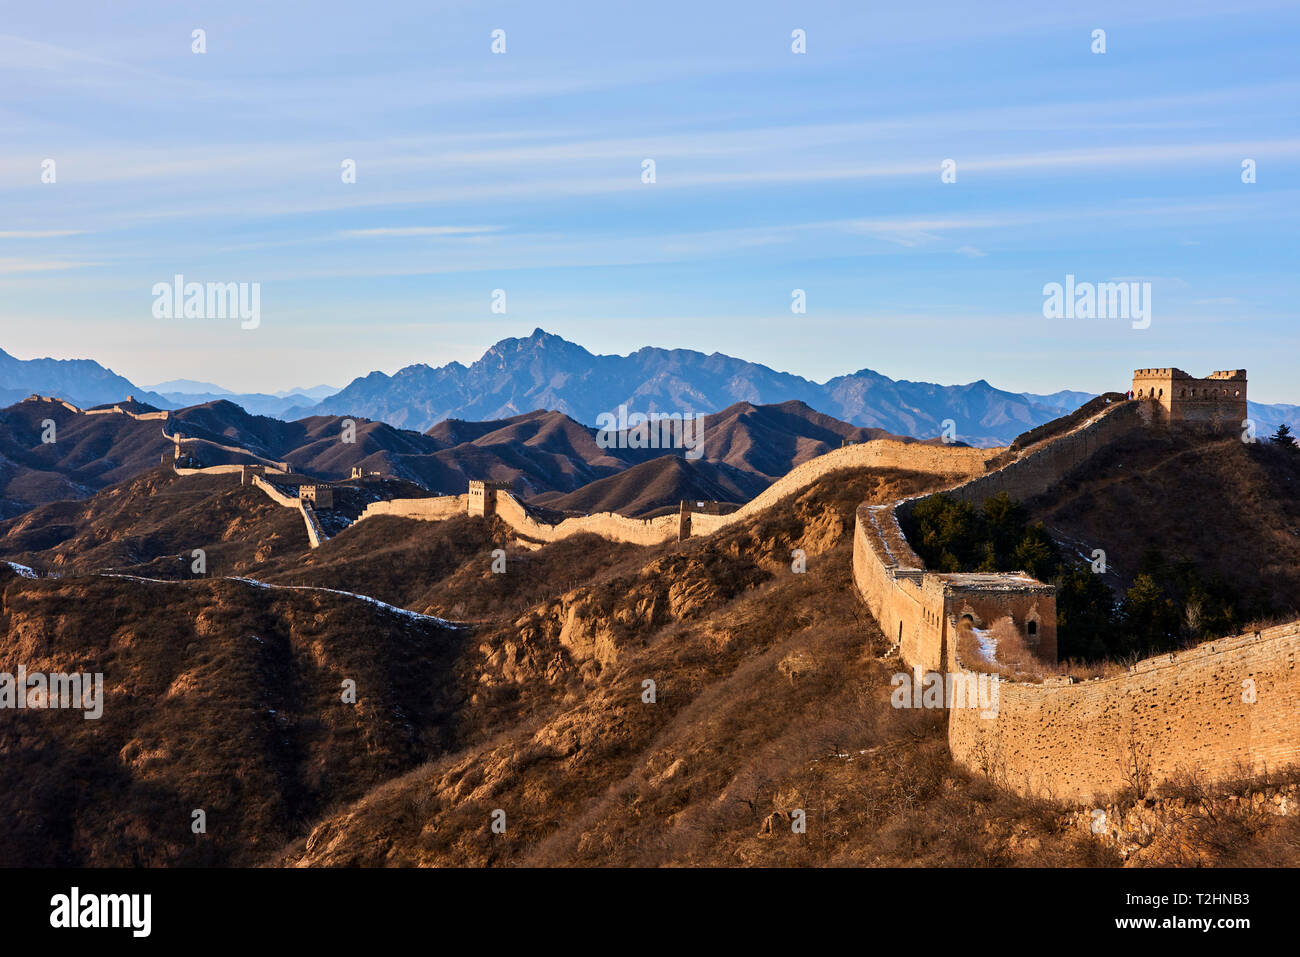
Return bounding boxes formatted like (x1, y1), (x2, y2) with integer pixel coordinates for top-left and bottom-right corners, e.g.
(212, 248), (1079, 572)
(1132, 366), (1247, 430)
(467, 479), (512, 517)
(298, 485), (334, 508)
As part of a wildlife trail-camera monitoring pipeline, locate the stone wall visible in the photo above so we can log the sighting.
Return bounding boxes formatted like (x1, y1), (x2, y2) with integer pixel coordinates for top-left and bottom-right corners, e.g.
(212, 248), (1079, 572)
(494, 492), (684, 546)
(163, 427), (291, 471)
(22, 395), (82, 413)
(655, 439), (992, 542)
(83, 406), (170, 421)
(917, 400), (1144, 510)
(298, 501), (327, 549)
(247, 474), (331, 548)
(948, 623), (1300, 801)
(344, 437), (998, 548)
(251, 474), (302, 509)
(355, 495), (468, 522)
(173, 464), (247, 477)
(851, 391), (1300, 802)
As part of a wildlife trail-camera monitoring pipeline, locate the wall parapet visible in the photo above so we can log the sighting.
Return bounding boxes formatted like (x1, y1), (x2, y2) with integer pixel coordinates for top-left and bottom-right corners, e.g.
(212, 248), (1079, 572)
(851, 390), (1300, 802)
(947, 621), (1300, 801)
(330, 437), (999, 547)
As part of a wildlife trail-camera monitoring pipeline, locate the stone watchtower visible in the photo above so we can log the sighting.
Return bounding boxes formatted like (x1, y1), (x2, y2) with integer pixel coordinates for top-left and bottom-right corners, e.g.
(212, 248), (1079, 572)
(298, 485), (334, 508)
(1132, 368), (1247, 431)
(467, 480), (511, 518)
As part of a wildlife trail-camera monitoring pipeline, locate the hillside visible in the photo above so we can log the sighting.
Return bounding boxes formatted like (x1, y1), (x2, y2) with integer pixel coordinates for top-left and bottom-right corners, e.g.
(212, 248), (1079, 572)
(1026, 429), (1300, 619)
(273, 460), (1300, 868)
(0, 399), (173, 520)
(0, 567), (466, 867)
(0, 467), (309, 577)
(0, 394), (928, 525)
(3, 421), (1300, 867)
(533, 455), (752, 517)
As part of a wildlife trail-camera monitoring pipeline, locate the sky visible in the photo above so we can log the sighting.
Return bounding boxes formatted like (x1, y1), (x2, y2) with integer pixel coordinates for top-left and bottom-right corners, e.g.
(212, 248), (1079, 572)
(0, 0), (1297, 401)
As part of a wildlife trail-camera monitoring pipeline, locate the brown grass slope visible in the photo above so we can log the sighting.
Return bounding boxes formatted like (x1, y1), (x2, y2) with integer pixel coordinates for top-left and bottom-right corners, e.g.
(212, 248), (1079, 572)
(270, 466), (1117, 867)
(253, 512), (650, 626)
(0, 570), (467, 866)
(0, 467), (307, 578)
(1027, 430), (1300, 612)
(0, 400), (172, 519)
(274, 440), (1300, 868)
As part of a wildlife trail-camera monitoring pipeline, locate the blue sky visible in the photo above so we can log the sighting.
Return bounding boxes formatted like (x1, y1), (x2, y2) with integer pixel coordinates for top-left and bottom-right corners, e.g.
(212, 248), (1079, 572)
(1, 0), (1297, 401)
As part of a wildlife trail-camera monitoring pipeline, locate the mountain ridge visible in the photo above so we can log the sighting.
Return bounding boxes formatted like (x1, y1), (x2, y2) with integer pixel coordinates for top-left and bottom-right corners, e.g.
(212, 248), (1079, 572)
(5, 332), (1297, 447)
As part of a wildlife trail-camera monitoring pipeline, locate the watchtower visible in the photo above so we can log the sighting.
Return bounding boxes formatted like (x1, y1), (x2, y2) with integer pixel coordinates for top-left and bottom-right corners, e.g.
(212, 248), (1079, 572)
(299, 485), (334, 508)
(467, 480), (511, 517)
(1132, 368), (1246, 431)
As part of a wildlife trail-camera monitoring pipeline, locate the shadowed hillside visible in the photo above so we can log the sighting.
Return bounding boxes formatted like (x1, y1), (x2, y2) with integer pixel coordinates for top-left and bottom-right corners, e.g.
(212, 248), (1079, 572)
(0, 569), (467, 867)
(0, 394), (918, 523)
(0, 467), (308, 577)
(532, 455), (754, 517)
(1026, 429), (1300, 618)
(0, 399), (172, 519)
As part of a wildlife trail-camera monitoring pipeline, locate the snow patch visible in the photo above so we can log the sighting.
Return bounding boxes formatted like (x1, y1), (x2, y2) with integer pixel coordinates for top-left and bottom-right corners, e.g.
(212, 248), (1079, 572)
(6, 561), (38, 579)
(225, 576), (464, 627)
(971, 625), (998, 661)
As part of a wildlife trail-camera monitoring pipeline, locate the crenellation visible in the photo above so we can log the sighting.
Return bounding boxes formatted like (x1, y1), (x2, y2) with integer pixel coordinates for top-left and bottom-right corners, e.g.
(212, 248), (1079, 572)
(1131, 366), (1247, 429)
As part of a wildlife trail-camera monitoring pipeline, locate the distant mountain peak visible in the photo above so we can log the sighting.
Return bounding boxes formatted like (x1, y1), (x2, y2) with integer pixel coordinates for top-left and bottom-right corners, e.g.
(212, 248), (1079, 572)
(306, 329), (1085, 447)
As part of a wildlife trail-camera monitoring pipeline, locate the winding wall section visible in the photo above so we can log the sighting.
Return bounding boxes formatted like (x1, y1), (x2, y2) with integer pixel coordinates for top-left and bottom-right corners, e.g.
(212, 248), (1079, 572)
(852, 399), (1300, 802)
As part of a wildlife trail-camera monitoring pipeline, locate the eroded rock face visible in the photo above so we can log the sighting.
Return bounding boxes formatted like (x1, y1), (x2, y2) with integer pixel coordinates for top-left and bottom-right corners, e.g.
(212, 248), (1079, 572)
(479, 548), (772, 687)
(1067, 784), (1300, 865)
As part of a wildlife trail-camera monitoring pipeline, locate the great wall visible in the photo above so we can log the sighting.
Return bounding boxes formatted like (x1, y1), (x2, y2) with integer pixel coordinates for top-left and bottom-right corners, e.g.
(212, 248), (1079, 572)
(853, 369), (1300, 802)
(20, 371), (1299, 804)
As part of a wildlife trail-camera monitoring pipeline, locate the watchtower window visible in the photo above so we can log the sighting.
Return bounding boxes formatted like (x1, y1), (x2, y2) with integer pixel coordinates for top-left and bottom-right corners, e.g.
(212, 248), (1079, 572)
(1027, 620), (1038, 637)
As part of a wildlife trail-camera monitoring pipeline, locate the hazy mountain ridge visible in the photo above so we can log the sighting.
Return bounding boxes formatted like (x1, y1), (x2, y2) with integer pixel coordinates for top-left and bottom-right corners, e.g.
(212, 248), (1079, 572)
(310, 329), (1062, 446)
(5, 333), (1296, 447)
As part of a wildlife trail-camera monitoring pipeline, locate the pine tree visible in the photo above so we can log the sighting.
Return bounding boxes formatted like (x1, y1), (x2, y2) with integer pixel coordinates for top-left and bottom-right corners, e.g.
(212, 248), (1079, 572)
(1272, 422), (1298, 450)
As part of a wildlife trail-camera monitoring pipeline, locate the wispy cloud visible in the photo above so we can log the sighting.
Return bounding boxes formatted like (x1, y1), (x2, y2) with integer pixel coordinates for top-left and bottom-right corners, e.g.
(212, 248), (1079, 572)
(0, 257), (99, 275)
(339, 226), (501, 238)
(0, 230), (88, 238)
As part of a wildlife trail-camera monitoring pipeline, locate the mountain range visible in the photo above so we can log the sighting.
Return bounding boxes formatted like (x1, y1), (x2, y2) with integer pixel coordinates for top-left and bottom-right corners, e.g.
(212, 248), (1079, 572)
(303, 329), (1068, 446)
(0, 392), (923, 522)
(4, 332), (1297, 448)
